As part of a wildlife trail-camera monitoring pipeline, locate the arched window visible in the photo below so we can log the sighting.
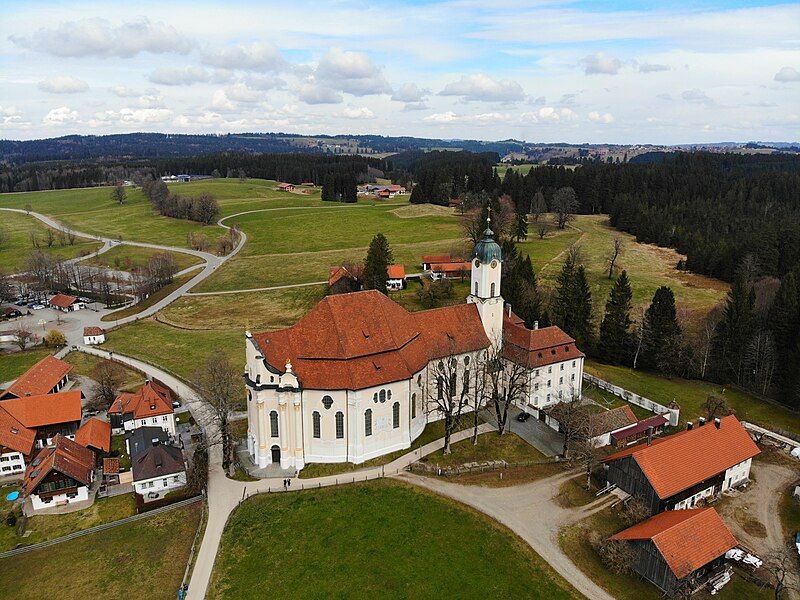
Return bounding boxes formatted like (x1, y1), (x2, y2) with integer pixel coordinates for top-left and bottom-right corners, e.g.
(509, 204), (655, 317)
(322, 395), (333, 410)
(364, 409), (373, 436)
(392, 402), (400, 429)
(417, 375), (422, 387)
(387, 390), (392, 401)
(312, 411), (321, 438)
(411, 393), (417, 419)
(464, 355), (470, 366)
(437, 375), (444, 400)
(255, 374), (261, 384)
(270, 411), (279, 437)
(474, 282), (478, 295)
(379, 390), (386, 403)
(247, 390), (252, 401)
(335, 411), (344, 439)
(373, 392), (378, 403)
(490, 282), (496, 296)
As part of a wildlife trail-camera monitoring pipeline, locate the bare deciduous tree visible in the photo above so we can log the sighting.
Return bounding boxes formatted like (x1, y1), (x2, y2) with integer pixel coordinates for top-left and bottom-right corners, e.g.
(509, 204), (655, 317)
(747, 328), (777, 394)
(552, 186), (578, 229)
(606, 238), (624, 279)
(426, 346), (473, 454)
(13, 327), (37, 350)
(479, 344), (529, 435)
(620, 497), (651, 526)
(0, 271), (12, 302)
(461, 207), (486, 247)
(0, 226), (9, 248)
(704, 393), (734, 421)
(29, 230), (40, 249)
(44, 228), (55, 248)
(593, 537), (635, 575)
(530, 190), (547, 222)
(537, 222), (548, 239)
(111, 182), (127, 205)
(193, 351), (240, 471)
(763, 550), (798, 600)
(88, 360), (127, 412)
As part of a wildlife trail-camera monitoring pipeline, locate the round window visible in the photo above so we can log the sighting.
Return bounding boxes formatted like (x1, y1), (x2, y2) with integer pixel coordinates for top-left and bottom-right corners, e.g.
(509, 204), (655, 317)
(474, 259), (480, 268)
(490, 259), (498, 269)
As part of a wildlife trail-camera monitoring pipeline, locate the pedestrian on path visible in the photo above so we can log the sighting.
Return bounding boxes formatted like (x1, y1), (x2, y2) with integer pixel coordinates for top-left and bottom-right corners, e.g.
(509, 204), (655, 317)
(282, 479), (287, 491)
(287, 478), (291, 489)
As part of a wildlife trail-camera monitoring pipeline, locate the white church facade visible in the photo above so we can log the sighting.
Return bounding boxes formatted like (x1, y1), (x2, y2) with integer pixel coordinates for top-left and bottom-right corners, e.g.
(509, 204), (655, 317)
(244, 222), (585, 471)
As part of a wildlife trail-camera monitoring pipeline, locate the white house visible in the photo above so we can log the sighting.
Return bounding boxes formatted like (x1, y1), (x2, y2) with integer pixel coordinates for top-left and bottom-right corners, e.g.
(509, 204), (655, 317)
(131, 443), (186, 498)
(244, 219), (586, 471)
(83, 326), (106, 345)
(49, 293), (85, 312)
(386, 264), (406, 291)
(108, 381), (176, 437)
(23, 435), (94, 512)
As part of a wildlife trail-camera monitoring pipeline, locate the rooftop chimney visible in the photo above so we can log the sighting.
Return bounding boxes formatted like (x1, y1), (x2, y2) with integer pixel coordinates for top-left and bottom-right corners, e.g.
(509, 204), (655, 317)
(714, 418), (721, 429)
(698, 417), (706, 427)
(646, 426), (654, 446)
(507, 304), (512, 317)
(687, 421), (694, 430)
(533, 321), (539, 330)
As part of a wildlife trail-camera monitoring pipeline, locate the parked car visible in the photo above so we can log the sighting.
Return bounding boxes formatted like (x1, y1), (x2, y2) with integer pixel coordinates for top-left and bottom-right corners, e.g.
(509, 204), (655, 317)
(172, 400), (182, 409)
(15, 300), (27, 306)
(30, 304), (46, 310)
(516, 411), (531, 422)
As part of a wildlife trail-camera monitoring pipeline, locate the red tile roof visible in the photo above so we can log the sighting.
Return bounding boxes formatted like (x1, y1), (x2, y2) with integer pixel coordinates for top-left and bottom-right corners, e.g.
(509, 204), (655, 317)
(611, 414), (669, 442)
(422, 254), (453, 264)
(103, 457), (120, 474)
(0, 404), (36, 455)
(610, 508), (737, 579)
(328, 265), (362, 287)
(49, 293), (78, 309)
(603, 415), (760, 499)
(429, 261), (471, 273)
(75, 418), (112, 452)
(1, 391), (82, 428)
(109, 381), (173, 420)
(83, 327), (105, 336)
(590, 405), (638, 437)
(2, 355), (72, 399)
(387, 264), (406, 279)
(502, 312), (585, 369)
(253, 290), (489, 390)
(23, 434), (95, 497)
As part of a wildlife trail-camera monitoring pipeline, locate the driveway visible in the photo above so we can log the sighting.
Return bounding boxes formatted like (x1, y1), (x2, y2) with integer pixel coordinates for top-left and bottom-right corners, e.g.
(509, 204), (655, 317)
(482, 406), (565, 457)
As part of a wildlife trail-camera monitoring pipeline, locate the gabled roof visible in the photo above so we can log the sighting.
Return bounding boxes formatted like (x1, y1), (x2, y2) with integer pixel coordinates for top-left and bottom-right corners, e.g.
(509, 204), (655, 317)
(109, 381), (173, 420)
(422, 254), (453, 264)
(103, 457), (120, 475)
(590, 405), (638, 437)
(610, 508), (737, 579)
(611, 414), (669, 442)
(83, 326), (105, 337)
(126, 426), (171, 458)
(1, 355), (73, 399)
(49, 293), (78, 308)
(23, 434), (95, 496)
(0, 404), (36, 455)
(429, 261), (470, 273)
(502, 312), (585, 369)
(132, 443), (185, 482)
(387, 264), (406, 279)
(602, 415), (760, 499)
(1, 391), (82, 428)
(253, 290), (489, 390)
(75, 418), (111, 452)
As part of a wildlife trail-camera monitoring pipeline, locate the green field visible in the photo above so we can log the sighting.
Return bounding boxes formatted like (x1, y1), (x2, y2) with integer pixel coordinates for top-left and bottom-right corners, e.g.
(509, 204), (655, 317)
(101, 271), (197, 322)
(494, 163), (540, 177)
(0, 210), (101, 272)
(0, 348), (53, 383)
(585, 359), (800, 435)
(208, 479), (579, 599)
(85, 244), (203, 272)
(0, 501), (202, 599)
(63, 351), (146, 391)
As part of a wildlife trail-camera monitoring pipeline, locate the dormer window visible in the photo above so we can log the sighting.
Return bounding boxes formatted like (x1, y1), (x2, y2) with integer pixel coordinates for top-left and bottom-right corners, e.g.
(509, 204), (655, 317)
(150, 404), (156, 410)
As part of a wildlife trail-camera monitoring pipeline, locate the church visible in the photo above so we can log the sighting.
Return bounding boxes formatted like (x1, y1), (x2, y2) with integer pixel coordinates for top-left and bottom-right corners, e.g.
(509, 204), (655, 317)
(244, 222), (585, 471)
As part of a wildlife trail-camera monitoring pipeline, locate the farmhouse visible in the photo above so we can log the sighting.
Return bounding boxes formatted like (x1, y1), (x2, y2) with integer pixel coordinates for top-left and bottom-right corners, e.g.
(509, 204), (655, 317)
(131, 443), (186, 498)
(277, 182), (295, 192)
(328, 265), (362, 295)
(83, 326), (106, 345)
(0, 405), (35, 476)
(23, 434), (95, 511)
(611, 413), (669, 448)
(428, 261), (471, 280)
(0, 390), (82, 450)
(422, 254), (457, 270)
(74, 417), (112, 455)
(245, 221), (585, 470)
(49, 293), (84, 312)
(609, 508), (738, 596)
(108, 380), (176, 436)
(386, 264), (406, 291)
(602, 415), (760, 514)
(1, 354), (73, 399)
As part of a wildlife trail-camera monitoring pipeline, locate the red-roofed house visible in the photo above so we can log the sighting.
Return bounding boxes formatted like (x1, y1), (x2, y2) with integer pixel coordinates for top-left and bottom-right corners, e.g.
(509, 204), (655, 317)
(610, 508), (738, 595)
(108, 380), (176, 436)
(603, 415), (760, 514)
(49, 293), (85, 312)
(83, 326), (106, 345)
(386, 264), (406, 291)
(23, 434), (95, 511)
(1, 355), (73, 399)
(1, 390), (82, 449)
(277, 182), (295, 192)
(328, 265), (363, 295)
(75, 417), (112, 454)
(243, 220), (587, 471)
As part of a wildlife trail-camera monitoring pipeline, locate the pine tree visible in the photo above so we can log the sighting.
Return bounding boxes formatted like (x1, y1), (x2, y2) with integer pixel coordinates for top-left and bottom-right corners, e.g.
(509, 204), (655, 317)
(767, 271), (800, 398)
(363, 233), (393, 294)
(571, 265), (594, 351)
(514, 210), (528, 241)
(553, 256), (576, 335)
(504, 255), (541, 328)
(641, 286), (682, 373)
(598, 270), (633, 364)
(713, 275), (755, 385)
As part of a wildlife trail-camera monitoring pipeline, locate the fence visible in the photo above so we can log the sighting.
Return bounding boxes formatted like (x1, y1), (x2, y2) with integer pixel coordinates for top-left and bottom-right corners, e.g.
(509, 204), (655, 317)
(408, 457), (562, 477)
(583, 373), (680, 426)
(0, 495), (203, 559)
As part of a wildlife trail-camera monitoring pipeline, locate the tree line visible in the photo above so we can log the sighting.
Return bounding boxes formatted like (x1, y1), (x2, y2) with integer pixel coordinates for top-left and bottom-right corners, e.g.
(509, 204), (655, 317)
(139, 175), (220, 224)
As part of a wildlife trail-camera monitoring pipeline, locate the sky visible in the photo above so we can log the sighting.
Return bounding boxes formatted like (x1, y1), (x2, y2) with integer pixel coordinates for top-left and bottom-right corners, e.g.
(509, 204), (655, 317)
(0, 0), (798, 144)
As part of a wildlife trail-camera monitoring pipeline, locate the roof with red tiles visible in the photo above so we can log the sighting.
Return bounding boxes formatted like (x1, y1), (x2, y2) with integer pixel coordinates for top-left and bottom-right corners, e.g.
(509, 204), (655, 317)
(253, 290), (489, 390)
(83, 326), (105, 336)
(387, 264), (406, 279)
(0, 404), (36, 455)
(602, 415), (760, 499)
(611, 414), (669, 441)
(590, 405), (638, 437)
(23, 434), (95, 497)
(422, 254), (454, 264)
(610, 508), (737, 579)
(49, 293), (79, 308)
(1, 355), (73, 399)
(75, 417), (112, 452)
(103, 457), (120, 475)
(109, 380), (173, 420)
(502, 312), (585, 369)
(429, 261), (471, 273)
(1, 391), (82, 428)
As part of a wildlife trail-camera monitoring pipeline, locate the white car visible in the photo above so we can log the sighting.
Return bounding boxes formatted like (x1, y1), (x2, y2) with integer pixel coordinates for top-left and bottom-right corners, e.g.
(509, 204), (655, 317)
(30, 304), (46, 310)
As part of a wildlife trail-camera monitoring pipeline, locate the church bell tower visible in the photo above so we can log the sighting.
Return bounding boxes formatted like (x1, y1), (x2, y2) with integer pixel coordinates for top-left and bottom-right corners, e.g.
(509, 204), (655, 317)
(467, 213), (504, 349)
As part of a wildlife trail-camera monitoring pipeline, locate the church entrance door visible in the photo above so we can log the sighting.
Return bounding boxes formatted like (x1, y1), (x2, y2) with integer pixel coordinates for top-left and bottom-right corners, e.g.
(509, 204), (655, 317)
(271, 445), (281, 463)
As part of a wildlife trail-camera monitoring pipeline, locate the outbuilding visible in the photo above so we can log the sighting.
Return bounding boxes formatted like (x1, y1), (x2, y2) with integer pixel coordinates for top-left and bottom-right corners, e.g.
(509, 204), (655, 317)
(83, 326), (106, 345)
(49, 293), (84, 312)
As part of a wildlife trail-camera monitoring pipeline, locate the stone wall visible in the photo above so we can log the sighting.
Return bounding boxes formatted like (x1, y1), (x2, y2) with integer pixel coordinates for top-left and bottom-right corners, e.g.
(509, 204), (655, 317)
(583, 373), (680, 426)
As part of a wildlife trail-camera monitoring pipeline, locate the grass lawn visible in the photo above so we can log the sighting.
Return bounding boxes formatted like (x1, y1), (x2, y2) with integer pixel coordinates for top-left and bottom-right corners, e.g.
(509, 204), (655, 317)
(0, 210), (102, 272)
(101, 271), (196, 322)
(0, 493), (136, 552)
(64, 351), (145, 391)
(585, 359), (800, 435)
(779, 482), (800, 544)
(391, 278), (471, 313)
(420, 430), (545, 468)
(208, 479), (579, 599)
(86, 244), (203, 272)
(0, 500), (202, 599)
(174, 410), (196, 427)
(0, 348), (53, 383)
(555, 476), (598, 508)
(581, 382), (653, 420)
(110, 434), (132, 471)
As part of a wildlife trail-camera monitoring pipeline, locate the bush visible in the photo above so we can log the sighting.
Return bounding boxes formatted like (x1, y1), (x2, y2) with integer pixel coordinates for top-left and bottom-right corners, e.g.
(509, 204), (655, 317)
(43, 328), (67, 347)
(596, 538), (635, 575)
(5, 511), (16, 527)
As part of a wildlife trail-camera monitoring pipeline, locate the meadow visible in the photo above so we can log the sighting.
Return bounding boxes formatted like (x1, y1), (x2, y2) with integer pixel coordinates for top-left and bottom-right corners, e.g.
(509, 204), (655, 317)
(85, 244), (203, 272)
(208, 479), (579, 599)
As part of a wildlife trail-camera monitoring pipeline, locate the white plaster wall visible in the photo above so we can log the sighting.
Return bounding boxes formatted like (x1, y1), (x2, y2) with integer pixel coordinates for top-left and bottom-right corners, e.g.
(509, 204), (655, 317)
(303, 389), (349, 463)
(31, 485), (89, 511)
(723, 458), (752, 491)
(0, 451), (25, 475)
(135, 471), (186, 494)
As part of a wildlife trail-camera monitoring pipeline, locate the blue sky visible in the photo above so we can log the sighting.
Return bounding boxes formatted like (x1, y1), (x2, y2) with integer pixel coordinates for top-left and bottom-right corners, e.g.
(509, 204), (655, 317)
(1, 0), (798, 143)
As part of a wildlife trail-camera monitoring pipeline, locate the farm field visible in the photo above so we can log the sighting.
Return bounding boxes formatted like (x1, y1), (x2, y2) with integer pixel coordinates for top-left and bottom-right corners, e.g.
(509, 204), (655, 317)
(208, 479), (579, 599)
(585, 359), (800, 435)
(0, 209), (101, 272)
(85, 244), (203, 273)
(0, 501), (202, 599)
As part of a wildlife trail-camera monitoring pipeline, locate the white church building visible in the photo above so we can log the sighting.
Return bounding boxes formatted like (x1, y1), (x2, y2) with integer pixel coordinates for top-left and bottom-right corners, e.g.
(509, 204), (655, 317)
(244, 221), (585, 471)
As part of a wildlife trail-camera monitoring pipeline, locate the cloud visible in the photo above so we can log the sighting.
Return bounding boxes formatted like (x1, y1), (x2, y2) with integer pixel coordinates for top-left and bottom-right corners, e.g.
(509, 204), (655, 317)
(37, 76), (89, 94)
(298, 83), (342, 104)
(0, 105), (30, 130)
(521, 107), (578, 122)
(111, 86), (142, 98)
(588, 111), (614, 124)
(682, 89), (715, 106)
(147, 66), (231, 86)
(224, 83), (263, 103)
(402, 102), (429, 111)
(774, 66), (799, 82)
(211, 90), (238, 112)
(638, 62), (670, 73)
(43, 106), (79, 125)
(201, 42), (286, 72)
(245, 75), (286, 91)
(134, 93), (166, 109)
(439, 74), (525, 102)
(339, 106), (374, 119)
(314, 47), (390, 96)
(424, 111), (458, 123)
(10, 17), (192, 58)
(580, 52), (621, 75)
(89, 107), (172, 127)
(173, 111), (247, 129)
(391, 83), (429, 103)
(422, 111), (512, 124)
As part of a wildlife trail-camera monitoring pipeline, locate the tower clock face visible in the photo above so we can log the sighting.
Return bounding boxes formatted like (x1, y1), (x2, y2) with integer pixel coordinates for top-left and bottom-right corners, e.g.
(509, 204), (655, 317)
(490, 259), (498, 269)
(474, 259), (480, 268)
